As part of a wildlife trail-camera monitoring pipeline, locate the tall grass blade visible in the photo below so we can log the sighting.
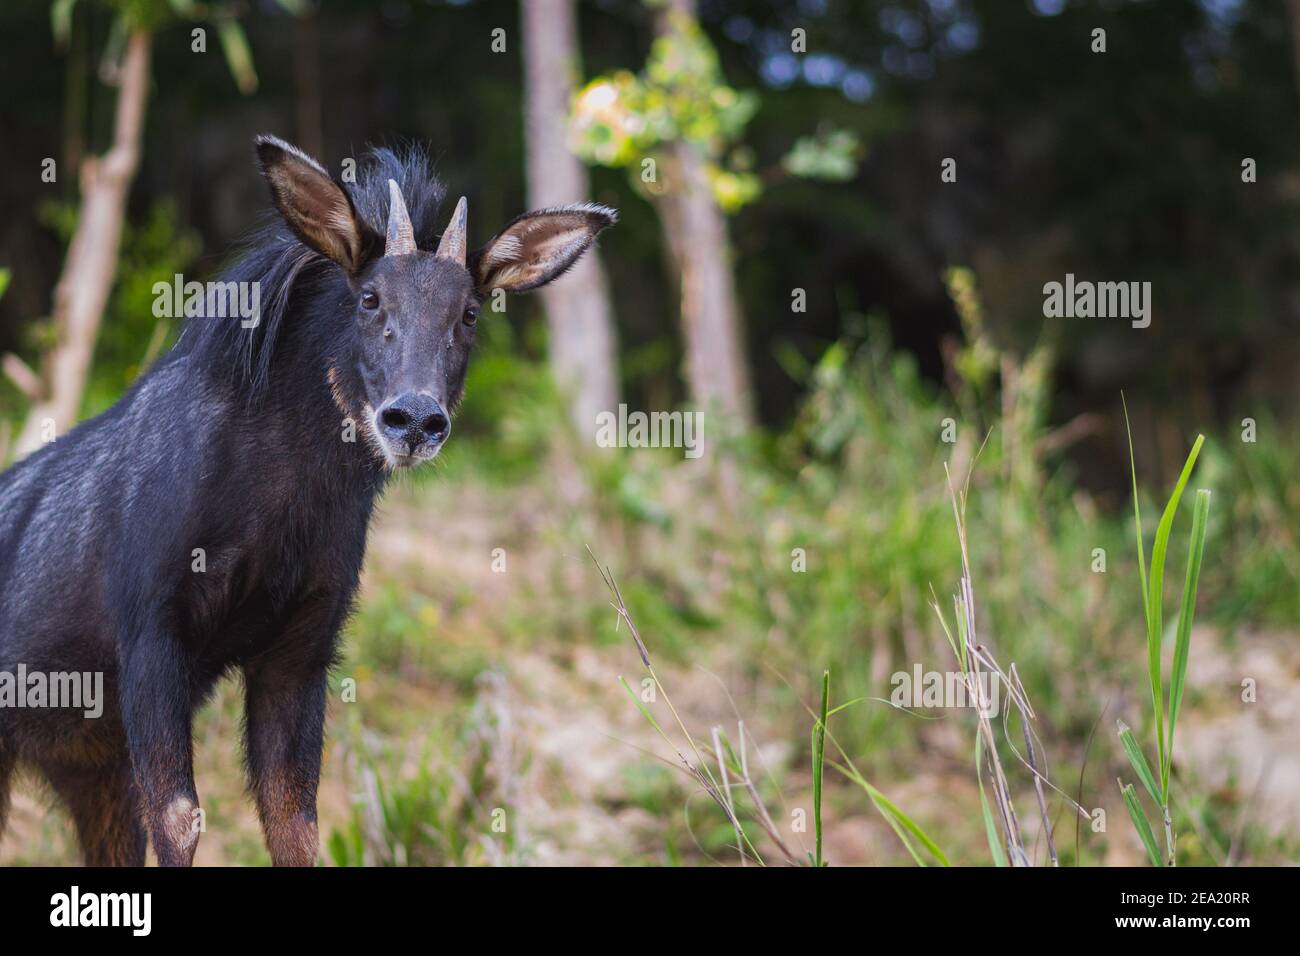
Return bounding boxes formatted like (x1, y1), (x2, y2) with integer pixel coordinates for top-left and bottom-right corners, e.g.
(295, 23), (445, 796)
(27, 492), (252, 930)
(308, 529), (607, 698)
(1145, 434), (1205, 776)
(1165, 488), (1211, 794)
(1149, 436), (1205, 636)
(1122, 401), (1164, 779)
(812, 669), (829, 867)
(618, 675), (666, 737)
(931, 589), (965, 671)
(1121, 396), (1151, 622)
(830, 759), (951, 866)
(1117, 720), (1160, 805)
(1120, 781), (1163, 867)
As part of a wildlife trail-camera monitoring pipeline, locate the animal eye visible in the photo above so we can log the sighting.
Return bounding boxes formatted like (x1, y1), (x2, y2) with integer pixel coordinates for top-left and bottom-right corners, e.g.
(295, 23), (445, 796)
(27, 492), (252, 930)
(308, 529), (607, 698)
(360, 289), (379, 310)
(463, 305), (479, 327)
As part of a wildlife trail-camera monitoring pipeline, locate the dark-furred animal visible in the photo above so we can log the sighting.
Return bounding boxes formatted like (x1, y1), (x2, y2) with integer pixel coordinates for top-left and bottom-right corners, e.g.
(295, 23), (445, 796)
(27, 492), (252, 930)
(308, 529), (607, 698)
(0, 136), (615, 865)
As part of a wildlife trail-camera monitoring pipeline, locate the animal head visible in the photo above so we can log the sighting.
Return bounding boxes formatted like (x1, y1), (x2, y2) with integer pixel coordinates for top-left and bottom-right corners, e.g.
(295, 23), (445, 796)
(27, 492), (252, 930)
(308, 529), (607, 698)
(254, 135), (616, 469)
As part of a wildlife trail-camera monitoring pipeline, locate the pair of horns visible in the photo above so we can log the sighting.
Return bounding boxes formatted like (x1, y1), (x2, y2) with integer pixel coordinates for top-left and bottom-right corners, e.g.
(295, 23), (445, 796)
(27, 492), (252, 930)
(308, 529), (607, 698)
(385, 179), (466, 265)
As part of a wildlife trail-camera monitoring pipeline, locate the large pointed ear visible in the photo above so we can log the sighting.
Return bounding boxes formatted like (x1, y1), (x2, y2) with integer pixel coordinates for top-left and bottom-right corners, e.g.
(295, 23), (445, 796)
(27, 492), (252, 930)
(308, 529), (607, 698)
(470, 203), (617, 295)
(255, 135), (372, 273)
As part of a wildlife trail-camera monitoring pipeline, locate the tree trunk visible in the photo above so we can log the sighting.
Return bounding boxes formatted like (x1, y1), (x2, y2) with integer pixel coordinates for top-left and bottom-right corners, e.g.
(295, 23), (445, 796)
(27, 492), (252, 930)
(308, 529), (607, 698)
(16, 31), (152, 458)
(655, 1), (753, 431)
(659, 143), (753, 429)
(522, 0), (619, 439)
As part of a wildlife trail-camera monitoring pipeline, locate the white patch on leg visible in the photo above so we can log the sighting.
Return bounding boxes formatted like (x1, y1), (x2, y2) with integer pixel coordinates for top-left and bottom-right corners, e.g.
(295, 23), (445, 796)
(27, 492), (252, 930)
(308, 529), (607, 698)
(163, 795), (201, 854)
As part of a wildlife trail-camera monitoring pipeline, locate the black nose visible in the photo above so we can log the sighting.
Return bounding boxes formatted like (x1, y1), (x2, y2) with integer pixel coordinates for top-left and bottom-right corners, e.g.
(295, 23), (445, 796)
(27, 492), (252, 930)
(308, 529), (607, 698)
(378, 393), (450, 451)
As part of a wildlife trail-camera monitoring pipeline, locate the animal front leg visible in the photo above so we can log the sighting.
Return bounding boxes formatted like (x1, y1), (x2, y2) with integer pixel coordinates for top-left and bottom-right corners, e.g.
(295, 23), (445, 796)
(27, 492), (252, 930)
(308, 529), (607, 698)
(243, 662), (328, 867)
(119, 634), (201, 866)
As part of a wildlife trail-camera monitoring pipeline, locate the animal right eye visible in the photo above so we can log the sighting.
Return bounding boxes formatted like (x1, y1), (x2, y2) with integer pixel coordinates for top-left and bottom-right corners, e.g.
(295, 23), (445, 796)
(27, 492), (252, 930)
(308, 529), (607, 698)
(360, 290), (379, 310)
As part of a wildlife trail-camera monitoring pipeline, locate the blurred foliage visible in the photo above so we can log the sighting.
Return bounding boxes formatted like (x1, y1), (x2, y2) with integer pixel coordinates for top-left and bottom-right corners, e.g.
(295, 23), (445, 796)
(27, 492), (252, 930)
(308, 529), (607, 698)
(346, 579), (491, 692)
(551, 274), (1299, 796)
(572, 16), (758, 163)
(327, 705), (517, 867)
(5, 0), (1299, 442)
(571, 10), (763, 210)
(88, 200), (201, 413)
(29, 198), (200, 419)
(1198, 415), (1300, 627)
(781, 126), (861, 182)
(350, 292), (1300, 864)
(52, 0), (280, 92)
(571, 8), (858, 211)
(439, 308), (560, 484)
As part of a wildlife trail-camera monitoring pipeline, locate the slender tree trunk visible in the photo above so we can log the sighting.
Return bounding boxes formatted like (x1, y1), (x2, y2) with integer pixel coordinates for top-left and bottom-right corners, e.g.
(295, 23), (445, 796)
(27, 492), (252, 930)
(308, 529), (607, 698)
(654, 0), (753, 431)
(659, 144), (753, 428)
(16, 31), (152, 458)
(522, 0), (619, 439)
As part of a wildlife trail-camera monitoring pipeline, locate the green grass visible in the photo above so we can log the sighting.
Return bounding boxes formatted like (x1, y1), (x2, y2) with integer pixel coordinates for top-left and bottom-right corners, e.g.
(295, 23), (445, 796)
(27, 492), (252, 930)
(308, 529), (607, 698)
(1117, 403), (1212, 866)
(326, 702), (520, 867)
(811, 669), (828, 867)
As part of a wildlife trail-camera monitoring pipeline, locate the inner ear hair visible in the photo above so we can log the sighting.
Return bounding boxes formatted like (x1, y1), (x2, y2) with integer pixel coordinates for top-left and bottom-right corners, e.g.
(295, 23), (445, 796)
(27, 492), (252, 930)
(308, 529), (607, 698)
(474, 202), (617, 294)
(255, 135), (369, 273)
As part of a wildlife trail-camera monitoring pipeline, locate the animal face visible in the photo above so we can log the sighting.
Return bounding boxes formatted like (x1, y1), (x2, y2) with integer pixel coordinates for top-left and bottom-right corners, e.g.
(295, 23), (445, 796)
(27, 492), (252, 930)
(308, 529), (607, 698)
(342, 252), (476, 466)
(255, 135), (616, 468)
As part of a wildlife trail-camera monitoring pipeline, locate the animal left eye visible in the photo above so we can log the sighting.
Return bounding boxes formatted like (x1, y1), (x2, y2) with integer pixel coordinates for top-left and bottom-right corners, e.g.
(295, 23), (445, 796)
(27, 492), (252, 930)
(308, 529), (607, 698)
(463, 305), (479, 327)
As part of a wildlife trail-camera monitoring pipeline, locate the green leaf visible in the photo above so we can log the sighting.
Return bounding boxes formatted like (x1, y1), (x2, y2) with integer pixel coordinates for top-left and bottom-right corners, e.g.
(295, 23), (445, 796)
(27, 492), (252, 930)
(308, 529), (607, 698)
(1121, 398), (1152, 669)
(99, 16), (127, 81)
(1148, 434), (1204, 656)
(866, 786), (950, 867)
(830, 759), (950, 867)
(51, 0), (79, 46)
(782, 128), (862, 182)
(166, 0), (201, 18)
(216, 18), (259, 95)
(1166, 488), (1211, 793)
(1145, 433), (1204, 787)
(618, 675), (665, 736)
(1120, 781), (1163, 866)
(1117, 720), (1160, 805)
